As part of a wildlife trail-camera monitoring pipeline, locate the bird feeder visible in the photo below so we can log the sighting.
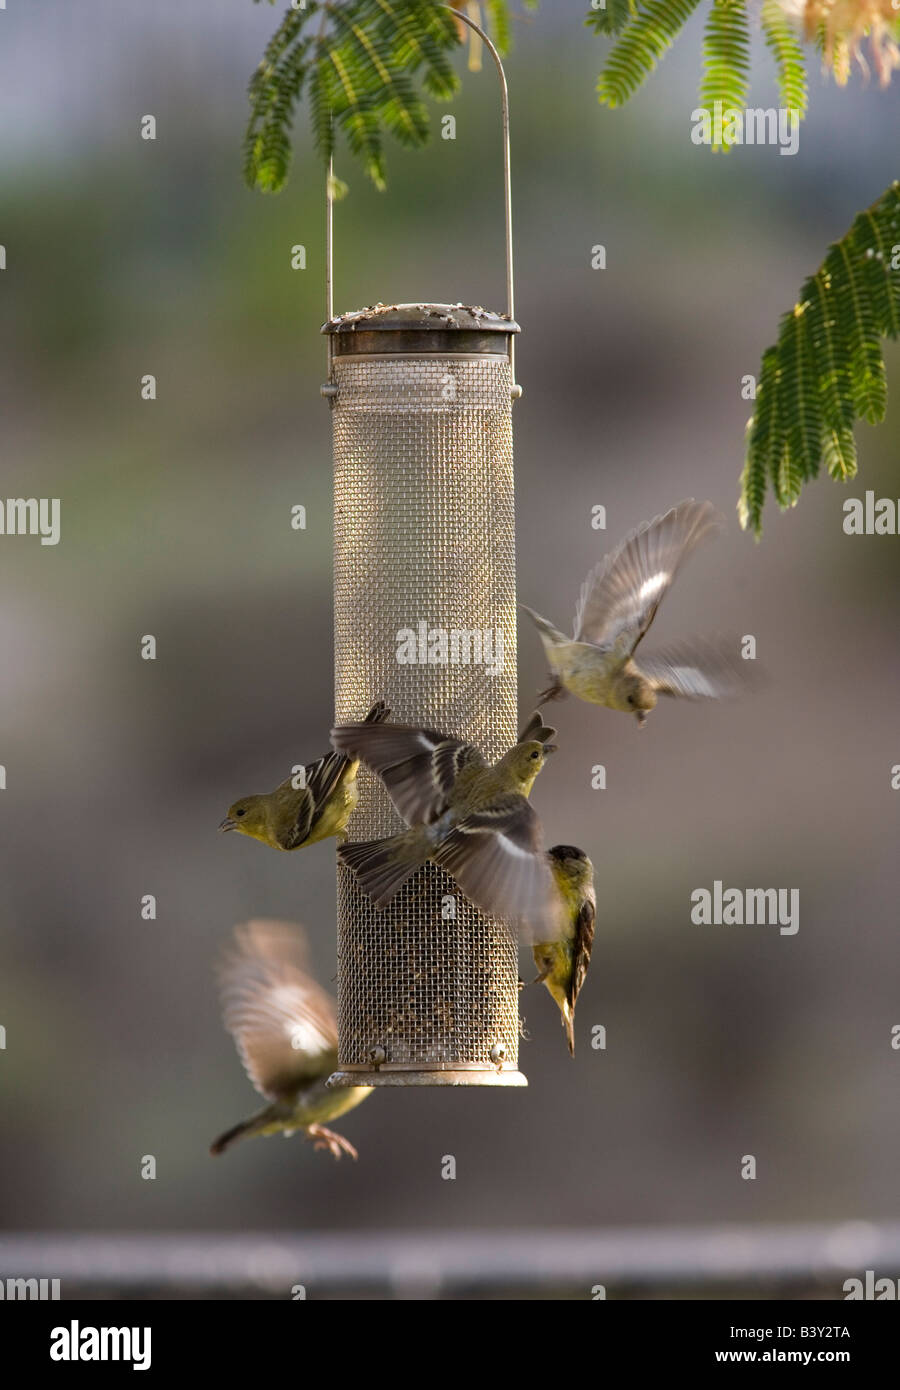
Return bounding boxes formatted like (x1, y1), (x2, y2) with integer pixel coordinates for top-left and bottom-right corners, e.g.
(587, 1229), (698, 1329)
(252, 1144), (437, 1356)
(325, 19), (525, 1088)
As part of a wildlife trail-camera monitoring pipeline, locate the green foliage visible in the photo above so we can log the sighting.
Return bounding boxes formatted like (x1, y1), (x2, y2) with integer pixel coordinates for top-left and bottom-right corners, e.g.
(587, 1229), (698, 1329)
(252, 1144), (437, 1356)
(739, 182), (900, 535)
(244, 1), (530, 195)
(700, 2), (751, 138)
(244, 0), (462, 194)
(585, 0), (637, 39)
(759, 0), (807, 118)
(594, 0), (703, 108)
(590, 0), (810, 130)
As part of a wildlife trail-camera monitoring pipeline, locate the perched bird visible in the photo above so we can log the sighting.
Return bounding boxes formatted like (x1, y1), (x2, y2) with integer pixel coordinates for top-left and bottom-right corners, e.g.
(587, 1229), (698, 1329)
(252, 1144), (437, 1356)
(331, 711), (562, 937)
(531, 845), (596, 1057)
(521, 499), (746, 725)
(219, 700), (389, 850)
(209, 920), (371, 1159)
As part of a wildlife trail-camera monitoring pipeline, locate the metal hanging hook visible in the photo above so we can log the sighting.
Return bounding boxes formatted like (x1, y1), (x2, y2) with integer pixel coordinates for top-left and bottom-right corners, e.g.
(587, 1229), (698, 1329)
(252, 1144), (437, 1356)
(324, 4), (518, 395)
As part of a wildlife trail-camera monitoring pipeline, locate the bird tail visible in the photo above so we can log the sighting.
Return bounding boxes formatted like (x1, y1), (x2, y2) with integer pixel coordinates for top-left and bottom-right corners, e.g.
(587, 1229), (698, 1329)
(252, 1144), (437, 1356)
(209, 1108), (273, 1156)
(562, 1004), (575, 1058)
(520, 604), (569, 648)
(338, 829), (430, 907)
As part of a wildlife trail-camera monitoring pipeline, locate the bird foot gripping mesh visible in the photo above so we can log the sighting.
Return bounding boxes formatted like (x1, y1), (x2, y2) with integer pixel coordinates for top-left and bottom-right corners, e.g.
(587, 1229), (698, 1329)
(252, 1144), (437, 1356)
(325, 304), (526, 1087)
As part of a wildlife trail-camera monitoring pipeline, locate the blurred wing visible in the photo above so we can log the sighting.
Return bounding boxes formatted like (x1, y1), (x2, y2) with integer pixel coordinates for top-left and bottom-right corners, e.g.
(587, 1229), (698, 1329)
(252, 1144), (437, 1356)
(331, 721), (486, 826)
(639, 637), (751, 700)
(218, 920), (337, 1102)
(434, 799), (562, 939)
(570, 893), (596, 1011)
(573, 500), (722, 652)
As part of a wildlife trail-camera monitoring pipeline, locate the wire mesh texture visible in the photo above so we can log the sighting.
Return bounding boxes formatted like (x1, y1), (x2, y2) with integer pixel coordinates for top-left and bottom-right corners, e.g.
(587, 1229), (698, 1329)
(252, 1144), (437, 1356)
(327, 305), (523, 1085)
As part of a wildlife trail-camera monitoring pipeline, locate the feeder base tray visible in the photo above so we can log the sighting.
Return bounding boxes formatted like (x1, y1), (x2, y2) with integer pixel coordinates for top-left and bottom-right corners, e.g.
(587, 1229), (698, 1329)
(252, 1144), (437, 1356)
(327, 1067), (528, 1089)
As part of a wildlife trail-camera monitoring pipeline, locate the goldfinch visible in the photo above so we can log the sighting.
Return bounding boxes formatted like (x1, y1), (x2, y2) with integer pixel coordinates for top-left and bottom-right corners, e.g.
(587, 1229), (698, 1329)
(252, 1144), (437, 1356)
(532, 845), (596, 1056)
(219, 701), (389, 849)
(522, 500), (746, 725)
(210, 920), (371, 1159)
(331, 711), (562, 937)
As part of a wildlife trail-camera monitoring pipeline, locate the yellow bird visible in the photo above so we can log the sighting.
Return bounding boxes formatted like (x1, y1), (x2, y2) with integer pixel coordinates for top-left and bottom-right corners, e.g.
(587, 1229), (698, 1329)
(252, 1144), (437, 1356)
(219, 700), (389, 850)
(210, 920), (371, 1159)
(521, 500), (747, 725)
(332, 711), (562, 938)
(532, 845), (596, 1056)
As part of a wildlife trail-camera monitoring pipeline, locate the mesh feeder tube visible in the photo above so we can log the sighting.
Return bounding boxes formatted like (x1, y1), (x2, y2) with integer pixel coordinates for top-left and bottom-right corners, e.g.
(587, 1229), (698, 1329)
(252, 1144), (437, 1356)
(323, 11), (526, 1088)
(324, 304), (525, 1087)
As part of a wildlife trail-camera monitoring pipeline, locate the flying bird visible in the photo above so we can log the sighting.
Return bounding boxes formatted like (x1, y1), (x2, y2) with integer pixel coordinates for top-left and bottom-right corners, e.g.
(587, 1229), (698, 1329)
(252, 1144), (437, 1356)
(219, 701), (390, 849)
(210, 920), (371, 1159)
(531, 845), (596, 1057)
(331, 711), (562, 937)
(521, 500), (746, 725)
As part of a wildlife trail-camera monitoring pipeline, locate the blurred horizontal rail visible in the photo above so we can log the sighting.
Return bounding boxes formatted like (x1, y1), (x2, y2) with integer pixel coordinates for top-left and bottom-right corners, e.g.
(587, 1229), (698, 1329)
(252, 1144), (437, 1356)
(2, 1223), (899, 1298)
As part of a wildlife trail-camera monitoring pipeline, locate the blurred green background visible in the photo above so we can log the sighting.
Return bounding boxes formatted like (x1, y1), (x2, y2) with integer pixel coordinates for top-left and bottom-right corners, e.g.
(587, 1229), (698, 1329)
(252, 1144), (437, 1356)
(1, 0), (899, 1253)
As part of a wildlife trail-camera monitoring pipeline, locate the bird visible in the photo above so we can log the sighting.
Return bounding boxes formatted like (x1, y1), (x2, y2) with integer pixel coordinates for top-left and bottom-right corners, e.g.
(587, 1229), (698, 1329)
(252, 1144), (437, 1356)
(531, 845), (596, 1057)
(521, 499), (746, 725)
(209, 920), (371, 1159)
(331, 711), (562, 937)
(219, 700), (390, 850)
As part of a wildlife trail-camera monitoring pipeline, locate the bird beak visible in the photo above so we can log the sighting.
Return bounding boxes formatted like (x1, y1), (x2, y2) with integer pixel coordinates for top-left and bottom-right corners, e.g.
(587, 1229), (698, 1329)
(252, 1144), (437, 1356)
(543, 743), (558, 755)
(218, 816), (236, 832)
(635, 712), (647, 728)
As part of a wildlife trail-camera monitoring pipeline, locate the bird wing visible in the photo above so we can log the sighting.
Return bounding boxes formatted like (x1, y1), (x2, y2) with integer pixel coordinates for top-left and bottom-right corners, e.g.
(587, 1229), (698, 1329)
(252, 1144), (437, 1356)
(569, 893), (596, 1012)
(218, 920), (338, 1102)
(433, 798), (562, 939)
(331, 721), (486, 826)
(573, 499), (723, 653)
(284, 703), (391, 843)
(273, 779), (316, 848)
(297, 752), (347, 835)
(638, 637), (752, 700)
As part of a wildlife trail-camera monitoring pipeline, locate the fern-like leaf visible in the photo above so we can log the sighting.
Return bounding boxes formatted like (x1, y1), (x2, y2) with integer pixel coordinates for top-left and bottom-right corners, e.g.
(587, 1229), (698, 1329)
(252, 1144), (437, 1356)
(700, 1), (751, 142)
(760, 0), (808, 117)
(244, 0), (461, 194)
(485, 0), (513, 54)
(740, 182), (900, 534)
(596, 0), (703, 108)
(585, 0), (637, 38)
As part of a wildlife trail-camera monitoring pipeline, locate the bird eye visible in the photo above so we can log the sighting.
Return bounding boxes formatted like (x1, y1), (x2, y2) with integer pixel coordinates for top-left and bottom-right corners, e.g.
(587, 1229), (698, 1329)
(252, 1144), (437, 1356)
(627, 694), (635, 706)
(235, 808), (246, 818)
(530, 750), (540, 760)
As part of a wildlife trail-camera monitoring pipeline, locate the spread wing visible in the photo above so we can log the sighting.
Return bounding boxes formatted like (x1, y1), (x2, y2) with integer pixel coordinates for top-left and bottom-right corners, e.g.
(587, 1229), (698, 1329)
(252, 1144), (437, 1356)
(433, 797), (563, 939)
(330, 720), (486, 826)
(569, 893), (596, 1012)
(573, 500), (722, 653)
(638, 637), (752, 700)
(218, 920), (337, 1102)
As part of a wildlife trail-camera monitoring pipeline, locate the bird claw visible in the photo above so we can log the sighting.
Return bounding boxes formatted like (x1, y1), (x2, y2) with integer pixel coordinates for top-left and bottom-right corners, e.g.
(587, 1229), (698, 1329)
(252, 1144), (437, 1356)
(306, 1124), (359, 1161)
(536, 678), (565, 706)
